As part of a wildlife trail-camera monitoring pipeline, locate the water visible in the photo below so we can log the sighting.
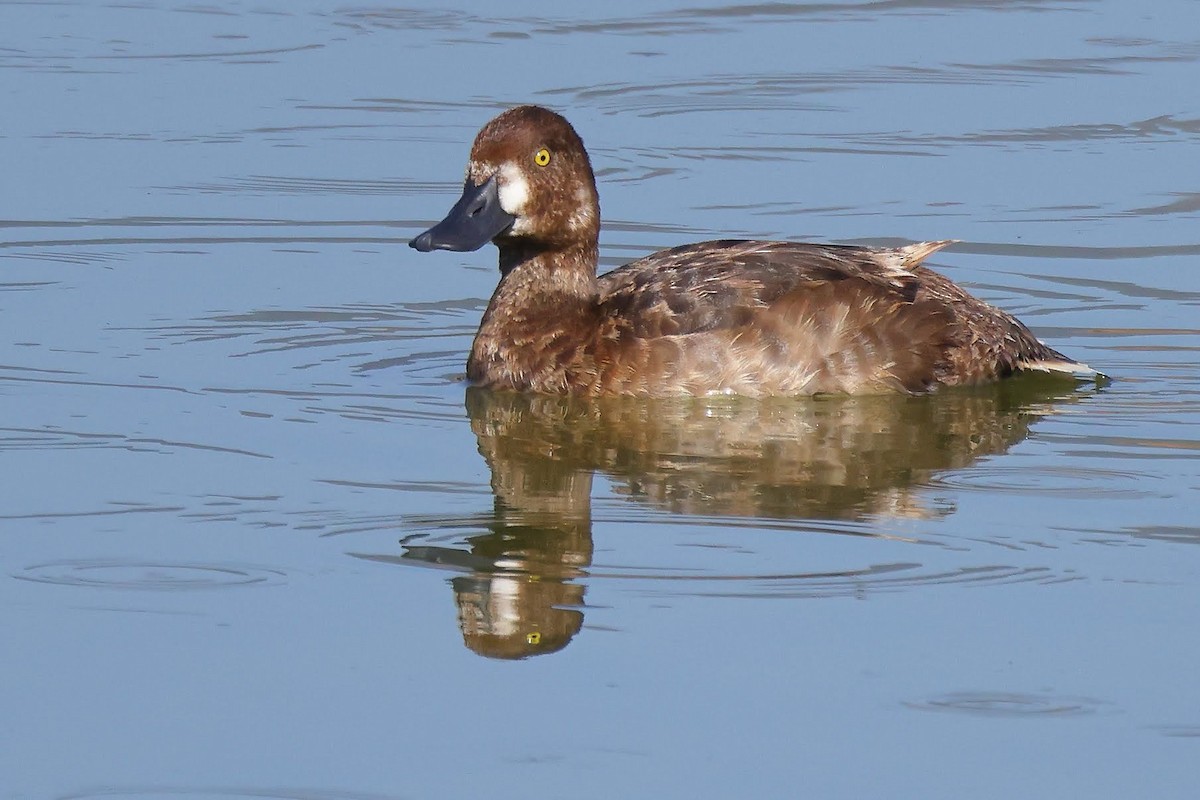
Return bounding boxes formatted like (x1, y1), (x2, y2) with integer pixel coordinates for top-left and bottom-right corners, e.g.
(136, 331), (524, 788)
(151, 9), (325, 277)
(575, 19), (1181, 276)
(2, 0), (1198, 797)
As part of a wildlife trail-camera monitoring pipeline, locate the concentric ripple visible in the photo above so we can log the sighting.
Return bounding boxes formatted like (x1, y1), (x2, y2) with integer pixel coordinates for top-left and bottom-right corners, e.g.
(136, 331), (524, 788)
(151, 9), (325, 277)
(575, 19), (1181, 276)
(904, 691), (1107, 718)
(927, 464), (1159, 499)
(14, 559), (287, 591)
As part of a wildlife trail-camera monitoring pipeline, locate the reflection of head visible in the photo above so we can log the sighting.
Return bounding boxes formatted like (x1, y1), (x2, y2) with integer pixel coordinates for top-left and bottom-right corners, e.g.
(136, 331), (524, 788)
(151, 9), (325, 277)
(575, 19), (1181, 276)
(453, 573), (584, 660)
(397, 507), (593, 661)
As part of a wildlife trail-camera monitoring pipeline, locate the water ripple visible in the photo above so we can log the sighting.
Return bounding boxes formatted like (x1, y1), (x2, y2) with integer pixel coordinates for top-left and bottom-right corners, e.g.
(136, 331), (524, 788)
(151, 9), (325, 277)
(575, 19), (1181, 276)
(1152, 724), (1200, 738)
(1061, 525), (1200, 546)
(157, 175), (447, 196)
(14, 560), (287, 591)
(904, 691), (1107, 718)
(59, 788), (403, 800)
(928, 464), (1160, 498)
(591, 562), (1078, 599)
(0, 425), (269, 459)
(394, 510), (1081, 599)
(335, 2), (1097, 42)
(538, 42), (1200, 115)
(763, 115), (1200, 158)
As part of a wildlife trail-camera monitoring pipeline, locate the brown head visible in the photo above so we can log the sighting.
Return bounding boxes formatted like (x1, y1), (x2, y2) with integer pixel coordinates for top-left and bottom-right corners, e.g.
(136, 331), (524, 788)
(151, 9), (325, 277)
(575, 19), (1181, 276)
(410, 105), (601, 262)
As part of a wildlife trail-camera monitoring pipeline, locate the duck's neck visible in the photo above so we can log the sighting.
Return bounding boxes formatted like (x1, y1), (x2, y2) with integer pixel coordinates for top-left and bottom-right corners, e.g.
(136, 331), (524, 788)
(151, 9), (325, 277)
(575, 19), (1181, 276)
(490, 241), (602, 308)
(496, 239), (595, 277)
(468, 243), (601, 390)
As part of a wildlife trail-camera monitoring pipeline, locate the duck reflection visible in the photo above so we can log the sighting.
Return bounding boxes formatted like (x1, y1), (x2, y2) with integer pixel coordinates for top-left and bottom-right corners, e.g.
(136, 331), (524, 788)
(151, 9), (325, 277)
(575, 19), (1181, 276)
(390, 380), (1088, 659)
(401, 488), (592, 660)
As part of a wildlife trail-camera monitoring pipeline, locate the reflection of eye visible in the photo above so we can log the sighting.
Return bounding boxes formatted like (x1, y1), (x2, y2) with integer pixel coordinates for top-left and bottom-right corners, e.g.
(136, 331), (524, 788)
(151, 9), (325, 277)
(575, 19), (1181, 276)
(534, 148), (551, 167)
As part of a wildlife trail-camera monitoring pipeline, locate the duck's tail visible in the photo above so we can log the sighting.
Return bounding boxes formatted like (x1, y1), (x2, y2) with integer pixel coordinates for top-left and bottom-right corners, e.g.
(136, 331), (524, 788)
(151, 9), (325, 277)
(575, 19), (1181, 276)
(1017, 352), (1108, 383)
(899, 239), (957, 268)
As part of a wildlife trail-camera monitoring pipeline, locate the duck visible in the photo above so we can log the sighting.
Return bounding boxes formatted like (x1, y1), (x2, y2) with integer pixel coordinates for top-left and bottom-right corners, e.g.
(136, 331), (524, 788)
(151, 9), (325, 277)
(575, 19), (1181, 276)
(410, 104), (1096, 397)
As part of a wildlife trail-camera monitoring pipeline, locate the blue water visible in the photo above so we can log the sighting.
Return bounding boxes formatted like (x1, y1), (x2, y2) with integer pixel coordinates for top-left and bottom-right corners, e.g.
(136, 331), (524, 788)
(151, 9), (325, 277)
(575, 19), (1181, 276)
(2, 1), (1199, 798)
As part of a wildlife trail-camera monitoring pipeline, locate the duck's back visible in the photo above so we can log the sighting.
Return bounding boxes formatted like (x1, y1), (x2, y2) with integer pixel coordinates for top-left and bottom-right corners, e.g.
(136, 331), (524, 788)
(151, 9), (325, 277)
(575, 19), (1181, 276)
(572, 239), (1076, 397)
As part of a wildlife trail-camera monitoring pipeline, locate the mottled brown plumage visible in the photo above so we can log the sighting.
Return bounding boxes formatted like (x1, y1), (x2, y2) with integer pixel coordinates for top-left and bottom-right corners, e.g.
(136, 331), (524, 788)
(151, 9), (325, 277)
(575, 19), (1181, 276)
(411, 105), (1095, 397)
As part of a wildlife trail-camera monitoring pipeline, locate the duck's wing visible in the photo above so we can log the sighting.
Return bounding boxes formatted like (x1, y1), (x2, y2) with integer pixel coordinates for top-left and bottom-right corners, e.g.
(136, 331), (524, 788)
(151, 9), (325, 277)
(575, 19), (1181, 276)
(595, 241), (950, 335)
(596, 239), (952, 339)
(591, 240), (964, 394)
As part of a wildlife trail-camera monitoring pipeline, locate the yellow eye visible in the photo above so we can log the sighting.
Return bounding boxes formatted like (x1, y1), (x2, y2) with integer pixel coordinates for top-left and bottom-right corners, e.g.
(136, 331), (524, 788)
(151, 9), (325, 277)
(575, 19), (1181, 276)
(534, 148), (551, 167)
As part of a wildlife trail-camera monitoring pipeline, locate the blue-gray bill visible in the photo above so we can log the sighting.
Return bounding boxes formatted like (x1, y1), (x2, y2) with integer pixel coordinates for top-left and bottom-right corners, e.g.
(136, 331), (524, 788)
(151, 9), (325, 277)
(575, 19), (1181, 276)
(409, 175), (515, 252)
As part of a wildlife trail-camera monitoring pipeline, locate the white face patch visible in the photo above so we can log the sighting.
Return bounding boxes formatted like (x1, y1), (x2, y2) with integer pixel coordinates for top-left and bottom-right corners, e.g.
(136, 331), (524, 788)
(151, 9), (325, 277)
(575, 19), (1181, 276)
(497, 163), (530, 215)
(495, 162), (533, 235)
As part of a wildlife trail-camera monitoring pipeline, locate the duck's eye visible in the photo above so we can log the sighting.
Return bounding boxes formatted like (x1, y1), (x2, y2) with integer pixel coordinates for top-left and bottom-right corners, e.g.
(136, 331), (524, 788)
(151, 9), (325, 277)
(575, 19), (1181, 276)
(533, 148), (551, 167)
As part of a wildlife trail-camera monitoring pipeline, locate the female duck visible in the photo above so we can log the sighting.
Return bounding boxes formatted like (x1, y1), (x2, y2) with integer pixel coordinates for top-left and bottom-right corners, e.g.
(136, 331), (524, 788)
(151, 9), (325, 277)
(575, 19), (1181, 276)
(410, 105), (1094, 397)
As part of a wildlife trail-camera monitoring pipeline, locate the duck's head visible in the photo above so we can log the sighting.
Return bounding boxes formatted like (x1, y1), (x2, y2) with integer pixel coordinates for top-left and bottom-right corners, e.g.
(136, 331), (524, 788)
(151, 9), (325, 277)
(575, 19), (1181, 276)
(410, 105), (600, 256)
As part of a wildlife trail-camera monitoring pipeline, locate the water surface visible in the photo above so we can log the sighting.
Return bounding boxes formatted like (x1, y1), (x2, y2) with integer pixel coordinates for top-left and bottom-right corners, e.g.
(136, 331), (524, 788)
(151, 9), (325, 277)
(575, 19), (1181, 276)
(2, 1), (1199, 798)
